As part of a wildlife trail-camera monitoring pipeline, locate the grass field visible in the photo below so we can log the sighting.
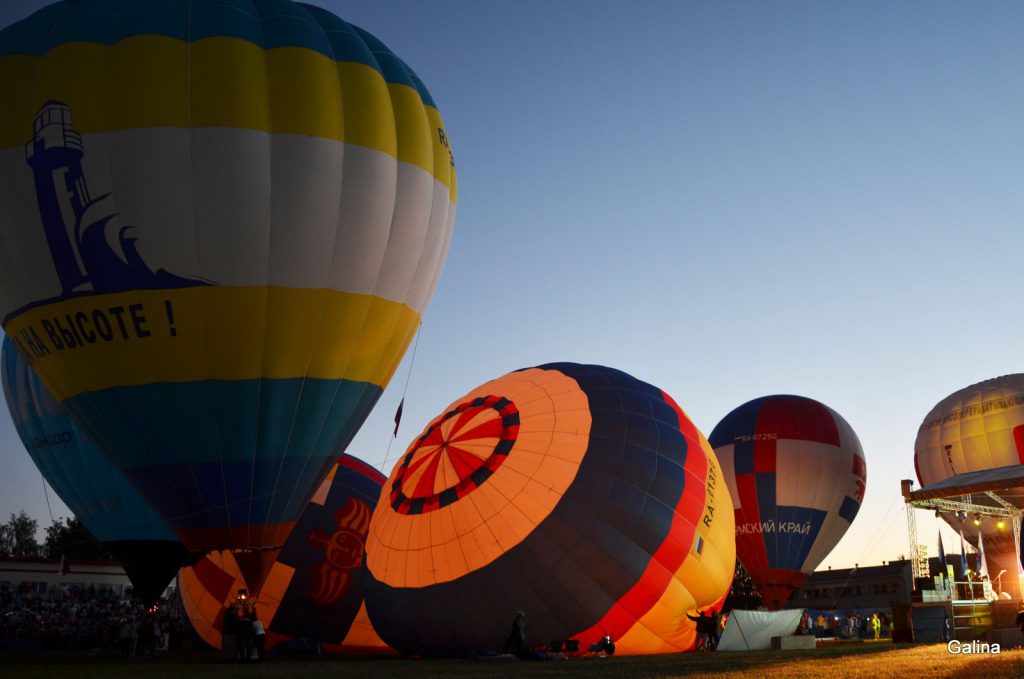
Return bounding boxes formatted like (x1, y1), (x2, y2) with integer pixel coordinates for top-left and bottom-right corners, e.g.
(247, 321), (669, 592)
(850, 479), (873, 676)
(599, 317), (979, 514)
(4, 643), (1024, 678)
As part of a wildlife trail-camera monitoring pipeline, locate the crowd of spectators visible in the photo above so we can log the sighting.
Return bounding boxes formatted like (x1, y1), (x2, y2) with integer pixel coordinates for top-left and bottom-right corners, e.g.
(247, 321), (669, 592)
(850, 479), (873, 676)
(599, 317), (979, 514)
(0, 582), (189, 653)
(801, 609), (891, 639)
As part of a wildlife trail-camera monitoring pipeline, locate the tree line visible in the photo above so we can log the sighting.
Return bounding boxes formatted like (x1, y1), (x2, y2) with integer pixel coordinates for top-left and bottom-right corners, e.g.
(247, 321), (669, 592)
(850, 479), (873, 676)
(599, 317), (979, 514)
(0, 510), (112, 560)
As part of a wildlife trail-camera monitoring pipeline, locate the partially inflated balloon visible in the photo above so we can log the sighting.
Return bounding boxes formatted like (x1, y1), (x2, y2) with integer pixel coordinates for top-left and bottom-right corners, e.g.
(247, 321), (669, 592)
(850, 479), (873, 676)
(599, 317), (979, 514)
(179, 454), (392, 654)
(0, 0), (456, 582)
(915, 375), (1024, 598)
(1, 337), (190, 604)
(710, 395), (866, 610)
(364, 363), (735, 656)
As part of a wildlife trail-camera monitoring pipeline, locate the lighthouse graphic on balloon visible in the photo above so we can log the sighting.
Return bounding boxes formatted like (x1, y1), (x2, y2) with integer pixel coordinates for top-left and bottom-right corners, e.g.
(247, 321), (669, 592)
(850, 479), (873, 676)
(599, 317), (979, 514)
(25, 101), (206, 297)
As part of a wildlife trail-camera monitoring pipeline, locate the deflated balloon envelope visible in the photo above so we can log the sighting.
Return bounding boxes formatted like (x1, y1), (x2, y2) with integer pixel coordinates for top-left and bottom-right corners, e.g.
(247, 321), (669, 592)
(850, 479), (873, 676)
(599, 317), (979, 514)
(0, 0), (457, 587)
(363, 363), (735, 656)
(1, 337), (191, 605)
(179, 454), (392, 655)
(915, 374), (1024, 599)
(710, 395), (866, 610)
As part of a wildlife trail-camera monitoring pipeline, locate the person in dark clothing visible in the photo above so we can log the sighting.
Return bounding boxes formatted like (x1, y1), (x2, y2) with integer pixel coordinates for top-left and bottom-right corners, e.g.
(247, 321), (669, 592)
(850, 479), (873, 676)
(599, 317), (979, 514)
(710, 610), (722, 650)
(588, 634), (615, 655)
(686, 610), (712, 650)
(503, 611), (526, 657)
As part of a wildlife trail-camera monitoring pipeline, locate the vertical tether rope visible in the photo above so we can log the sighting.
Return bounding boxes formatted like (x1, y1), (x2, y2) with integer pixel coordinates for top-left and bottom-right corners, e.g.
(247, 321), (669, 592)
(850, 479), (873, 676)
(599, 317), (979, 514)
(379, 322), (423, 473)
(41, 474), (55, 524)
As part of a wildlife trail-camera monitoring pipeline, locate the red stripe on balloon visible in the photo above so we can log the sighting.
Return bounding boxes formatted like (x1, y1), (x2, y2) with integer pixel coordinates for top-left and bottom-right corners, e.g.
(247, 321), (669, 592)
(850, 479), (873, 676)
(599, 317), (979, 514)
(412, 451), (444, 498)
(192, 554), (238, 604)
(734, 473), (767, 573)
(571, 390), (707, 647)
(450, 418), (503, 443)
(446, 445), (484, 480)
(337, 455), (388, 484)
(753, 436), (776, 473)
(758, 396), (840, 446)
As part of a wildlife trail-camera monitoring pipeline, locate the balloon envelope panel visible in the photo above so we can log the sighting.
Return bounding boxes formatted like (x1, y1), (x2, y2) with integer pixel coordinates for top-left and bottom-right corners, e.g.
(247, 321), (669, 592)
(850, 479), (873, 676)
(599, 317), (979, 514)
(178, 454), (392, 654)
(914, 375), (1024, 595)
(0, 0), (456, 555)
(364, 363), (735, 656)
(710, 395), (866, 610)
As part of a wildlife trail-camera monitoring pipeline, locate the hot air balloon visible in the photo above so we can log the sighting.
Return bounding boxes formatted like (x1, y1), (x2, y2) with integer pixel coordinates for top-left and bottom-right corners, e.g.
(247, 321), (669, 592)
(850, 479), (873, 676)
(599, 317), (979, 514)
(1, 337), (191, 604)
(0, 0), (456, 590)
(179, 454), (392, 655)
(363, 363), (735, 656)
(915, 374), (1024, 598)
(709, 395), (866, 610)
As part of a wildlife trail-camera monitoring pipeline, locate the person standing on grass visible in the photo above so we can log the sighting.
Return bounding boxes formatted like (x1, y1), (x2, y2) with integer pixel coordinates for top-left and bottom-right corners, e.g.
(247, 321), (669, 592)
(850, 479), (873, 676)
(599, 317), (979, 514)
(711, 609), (722, 649)
(503, 611), (526, 657)
(686, 610), (711, 650)
(253, 612), (266, 662)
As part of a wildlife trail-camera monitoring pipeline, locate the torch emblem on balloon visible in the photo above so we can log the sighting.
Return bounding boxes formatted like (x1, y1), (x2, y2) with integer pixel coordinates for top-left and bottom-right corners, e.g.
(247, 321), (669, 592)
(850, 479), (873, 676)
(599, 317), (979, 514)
(25, 102), (206, 297)
(307, 498), (372, 606)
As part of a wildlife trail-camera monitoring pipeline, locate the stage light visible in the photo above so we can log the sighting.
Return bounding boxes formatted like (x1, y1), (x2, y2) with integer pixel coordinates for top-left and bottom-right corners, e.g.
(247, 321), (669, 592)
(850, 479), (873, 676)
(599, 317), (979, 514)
(973, 514), (982, 526)
(997, 520), (1006, 530)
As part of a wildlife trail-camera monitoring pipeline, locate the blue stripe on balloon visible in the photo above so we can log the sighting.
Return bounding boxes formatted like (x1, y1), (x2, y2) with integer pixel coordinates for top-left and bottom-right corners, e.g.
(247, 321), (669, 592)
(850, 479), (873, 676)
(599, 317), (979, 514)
(707, 396), (765, 449)
(64, 378), (383, 468)
(122, 455), (337, 533)
(0, 0), (432, 95)
(61, 377), (382, 534)
(755, 471), (777, 526)
(767, 506), (827, 571)
(734, 440), (755, 475)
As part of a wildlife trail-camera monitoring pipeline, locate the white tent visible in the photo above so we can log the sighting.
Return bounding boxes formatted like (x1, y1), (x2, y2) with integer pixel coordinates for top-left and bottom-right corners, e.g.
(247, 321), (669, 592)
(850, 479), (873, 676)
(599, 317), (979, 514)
(716, 609), (803, 651)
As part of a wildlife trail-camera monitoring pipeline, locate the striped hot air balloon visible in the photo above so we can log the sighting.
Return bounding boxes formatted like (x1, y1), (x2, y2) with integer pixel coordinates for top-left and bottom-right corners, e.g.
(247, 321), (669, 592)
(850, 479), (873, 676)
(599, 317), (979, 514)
(179, 454), (392, 655)
(710, 395), (866, 610)
(0, 0), (456, 589)
(363, 363), (735, 656)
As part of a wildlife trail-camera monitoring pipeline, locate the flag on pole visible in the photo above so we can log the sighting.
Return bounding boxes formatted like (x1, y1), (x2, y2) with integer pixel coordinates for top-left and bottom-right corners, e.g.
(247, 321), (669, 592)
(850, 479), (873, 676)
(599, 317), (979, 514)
(978, 530), (989, 579)
(960, 530), (969, 577)
(393, 398), (404, 437)
(938, 530), (948, 575)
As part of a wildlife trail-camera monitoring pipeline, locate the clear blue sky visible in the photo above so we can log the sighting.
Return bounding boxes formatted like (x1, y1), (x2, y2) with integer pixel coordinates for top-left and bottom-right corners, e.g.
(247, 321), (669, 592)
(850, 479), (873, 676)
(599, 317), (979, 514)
(1, 0), (1021, 570)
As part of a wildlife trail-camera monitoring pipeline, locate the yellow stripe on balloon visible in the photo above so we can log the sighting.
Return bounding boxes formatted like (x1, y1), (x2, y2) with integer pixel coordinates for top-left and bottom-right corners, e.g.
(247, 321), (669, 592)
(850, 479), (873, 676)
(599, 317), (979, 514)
(5, 286), (420, 402)
(0, 37), (455, 197)
(108, 36), (190, 130)
(425, 105), (457, 204)
(0, 55), (41, 145)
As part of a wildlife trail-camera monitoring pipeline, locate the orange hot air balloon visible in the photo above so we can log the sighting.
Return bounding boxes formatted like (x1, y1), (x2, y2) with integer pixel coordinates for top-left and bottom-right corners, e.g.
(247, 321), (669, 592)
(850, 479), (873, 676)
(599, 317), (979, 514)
(363, 363), (735, 656)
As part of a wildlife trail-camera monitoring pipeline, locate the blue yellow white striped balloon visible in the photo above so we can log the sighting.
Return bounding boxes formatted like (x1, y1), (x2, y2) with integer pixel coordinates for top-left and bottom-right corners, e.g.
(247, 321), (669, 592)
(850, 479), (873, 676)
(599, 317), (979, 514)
(0, 1), (457, 575)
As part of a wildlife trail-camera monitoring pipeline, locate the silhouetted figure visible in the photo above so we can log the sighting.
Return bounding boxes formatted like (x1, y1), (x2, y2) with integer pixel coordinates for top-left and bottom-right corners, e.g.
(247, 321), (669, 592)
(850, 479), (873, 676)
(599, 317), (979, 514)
(503, 611), (526, 657)
(589, 634), (616, 655)
(687, 610), (712, 650)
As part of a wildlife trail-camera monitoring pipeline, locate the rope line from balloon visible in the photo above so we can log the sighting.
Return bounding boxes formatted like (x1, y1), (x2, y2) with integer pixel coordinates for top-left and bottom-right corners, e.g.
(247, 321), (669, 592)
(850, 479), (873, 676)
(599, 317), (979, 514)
(824, 493), (902, 611)
(379, 321), (422, 473)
